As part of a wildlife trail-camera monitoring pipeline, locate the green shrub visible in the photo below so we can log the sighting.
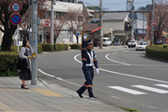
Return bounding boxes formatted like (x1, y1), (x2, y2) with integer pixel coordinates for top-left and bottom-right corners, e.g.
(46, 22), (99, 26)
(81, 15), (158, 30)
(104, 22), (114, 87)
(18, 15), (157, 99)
(70, 44), (81, 49)
(64, 44), (69, 51)
(146, 45), (168, 60)
(11, 46), (22, 52)
(0, 52), (19, 76)
(42, 44), (54, 51)
(53, 44), (69, 51)
(38, 44), (43, 54)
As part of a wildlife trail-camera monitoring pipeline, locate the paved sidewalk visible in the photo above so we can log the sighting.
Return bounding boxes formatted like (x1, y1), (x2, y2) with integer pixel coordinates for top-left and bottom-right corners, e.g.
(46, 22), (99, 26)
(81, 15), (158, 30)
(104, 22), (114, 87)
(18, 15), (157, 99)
(0, 77), (126, 112)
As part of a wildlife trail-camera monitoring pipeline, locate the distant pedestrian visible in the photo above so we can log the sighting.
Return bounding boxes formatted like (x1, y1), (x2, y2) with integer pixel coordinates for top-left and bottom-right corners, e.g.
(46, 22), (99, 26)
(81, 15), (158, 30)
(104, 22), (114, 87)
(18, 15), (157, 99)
(19, 39), (33, 89)
(76, 33), (99, 99)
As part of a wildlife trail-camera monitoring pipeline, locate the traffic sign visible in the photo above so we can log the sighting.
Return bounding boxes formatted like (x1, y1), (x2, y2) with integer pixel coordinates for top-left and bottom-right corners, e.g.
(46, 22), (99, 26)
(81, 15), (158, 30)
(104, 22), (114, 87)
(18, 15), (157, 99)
(152, 21), (157, 26)
(10, 1), (22, 13)
(76, 33), (80, 36)
(10, 14), (22, 25)
(44, 20), (50, 27)
(147, 27), (150, 30)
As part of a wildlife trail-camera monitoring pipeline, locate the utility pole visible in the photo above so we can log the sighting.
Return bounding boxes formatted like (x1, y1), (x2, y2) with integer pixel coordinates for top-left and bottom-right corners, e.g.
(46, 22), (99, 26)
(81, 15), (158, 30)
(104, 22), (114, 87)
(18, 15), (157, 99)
(50, 0), (54, 45)
(131, 0), (134, 40)
(99, 0), (103, 49)
(151, 0), (155, 45)
(31, 0), (38, 85)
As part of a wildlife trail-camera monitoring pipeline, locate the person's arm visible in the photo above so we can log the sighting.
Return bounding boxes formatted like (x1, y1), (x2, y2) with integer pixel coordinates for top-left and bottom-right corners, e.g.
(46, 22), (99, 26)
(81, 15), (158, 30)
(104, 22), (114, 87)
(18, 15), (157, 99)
(19, 47), (27, 59)
(27, 43), (33, 55)
(93, 51), (98, 68)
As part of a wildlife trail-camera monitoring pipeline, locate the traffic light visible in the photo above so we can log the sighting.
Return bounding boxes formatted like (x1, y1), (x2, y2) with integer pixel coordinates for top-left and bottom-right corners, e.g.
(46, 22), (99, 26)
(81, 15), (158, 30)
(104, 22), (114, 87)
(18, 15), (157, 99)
(125, 22), (132, 31)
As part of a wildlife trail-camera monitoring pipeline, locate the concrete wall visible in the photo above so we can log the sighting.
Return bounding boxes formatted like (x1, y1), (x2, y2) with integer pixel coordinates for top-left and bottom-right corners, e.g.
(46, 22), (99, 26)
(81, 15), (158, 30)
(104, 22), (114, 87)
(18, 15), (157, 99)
(102, 21), (124, 34)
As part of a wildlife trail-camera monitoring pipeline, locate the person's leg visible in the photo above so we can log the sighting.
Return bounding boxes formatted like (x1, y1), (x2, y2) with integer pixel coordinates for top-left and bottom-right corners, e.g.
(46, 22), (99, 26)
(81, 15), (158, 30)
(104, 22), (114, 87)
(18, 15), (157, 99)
(87, 68), (95, 98)
(76, 68), (89, 98)
(21, 80), (28, 89)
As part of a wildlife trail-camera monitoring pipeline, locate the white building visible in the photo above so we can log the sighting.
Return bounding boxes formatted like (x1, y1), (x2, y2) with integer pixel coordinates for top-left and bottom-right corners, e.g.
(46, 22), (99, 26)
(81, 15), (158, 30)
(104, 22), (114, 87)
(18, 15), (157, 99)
(39, 0), (85, 44)
(102, 12), (131, 45)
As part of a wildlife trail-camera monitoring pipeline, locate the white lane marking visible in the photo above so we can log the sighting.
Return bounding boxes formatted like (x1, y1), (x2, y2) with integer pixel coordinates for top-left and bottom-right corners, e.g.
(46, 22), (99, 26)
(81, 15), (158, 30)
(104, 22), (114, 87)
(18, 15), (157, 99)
(74, 53), (168, 84)
(56, 77), (81, 87)
(105, 53), (130, 66)
(37, 69), (55, 78)
(38, 69), (81, 87)
(111, 95), (121, 99)
(108, 86), (147, 95)
(99, 64), (168, 67)
(154, 84), (168, 88)
(132, 85), (168, 94)
(113, 52), (117, 54)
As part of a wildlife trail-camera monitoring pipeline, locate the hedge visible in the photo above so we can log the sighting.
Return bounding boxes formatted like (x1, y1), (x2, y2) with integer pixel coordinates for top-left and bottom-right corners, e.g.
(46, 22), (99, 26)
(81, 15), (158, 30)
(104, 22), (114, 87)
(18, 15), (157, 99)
(42, 43), (69, 51)
(70, 44), (81, 49)
(38, 44), (43, 54)
(42, 44), (54, 51)
(146, 45), (168, 60)
(0, 52), (19, 76)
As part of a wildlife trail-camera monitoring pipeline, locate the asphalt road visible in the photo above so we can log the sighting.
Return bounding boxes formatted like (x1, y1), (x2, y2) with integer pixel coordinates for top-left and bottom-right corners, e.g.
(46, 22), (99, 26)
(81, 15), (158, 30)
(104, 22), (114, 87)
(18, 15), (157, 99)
(38, 47), (168, 111)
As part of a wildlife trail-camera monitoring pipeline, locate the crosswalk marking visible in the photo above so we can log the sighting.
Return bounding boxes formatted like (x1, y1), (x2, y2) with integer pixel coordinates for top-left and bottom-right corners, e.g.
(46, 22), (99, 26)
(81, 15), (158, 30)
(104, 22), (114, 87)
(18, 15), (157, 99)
(154, 84), (168, 88)
(132, 85), (168, 94)
(108, 86), (147, 95)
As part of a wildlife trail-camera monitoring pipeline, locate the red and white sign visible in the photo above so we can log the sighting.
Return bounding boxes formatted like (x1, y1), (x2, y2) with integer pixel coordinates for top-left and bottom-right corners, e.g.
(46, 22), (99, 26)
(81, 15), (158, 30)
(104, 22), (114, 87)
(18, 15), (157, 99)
(10, 1), (22, 13)
(152, 21), (157, 26)
(147, 27), (150, 30)
(44, 20), (50, 27)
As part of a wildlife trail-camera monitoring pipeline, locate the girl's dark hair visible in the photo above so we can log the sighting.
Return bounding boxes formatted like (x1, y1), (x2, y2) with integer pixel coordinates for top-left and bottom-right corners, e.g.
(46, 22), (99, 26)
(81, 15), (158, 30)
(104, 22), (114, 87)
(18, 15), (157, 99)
(23, 40), (27, 47)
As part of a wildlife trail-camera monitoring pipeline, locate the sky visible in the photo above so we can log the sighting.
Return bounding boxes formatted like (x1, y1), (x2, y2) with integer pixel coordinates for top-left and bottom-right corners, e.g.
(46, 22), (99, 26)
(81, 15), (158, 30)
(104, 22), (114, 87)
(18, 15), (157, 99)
(79, 0), (152, 11)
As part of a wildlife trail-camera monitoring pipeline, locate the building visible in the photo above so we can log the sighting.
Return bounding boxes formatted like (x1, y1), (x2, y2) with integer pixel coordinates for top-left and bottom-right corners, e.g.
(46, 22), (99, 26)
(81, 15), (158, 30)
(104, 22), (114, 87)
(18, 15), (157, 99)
(102, 12), (131, 45)
(129, 13), (147, 41)
(39, 0), (89, 44)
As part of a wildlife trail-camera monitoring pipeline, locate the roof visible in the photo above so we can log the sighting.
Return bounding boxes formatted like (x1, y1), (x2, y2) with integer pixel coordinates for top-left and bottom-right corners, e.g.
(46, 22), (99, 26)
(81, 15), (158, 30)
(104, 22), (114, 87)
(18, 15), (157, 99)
(103, 12), (129, 21)
(83, 23), (98, 31)
(129, 13), (147, 21)
(45, 1), (83, 12)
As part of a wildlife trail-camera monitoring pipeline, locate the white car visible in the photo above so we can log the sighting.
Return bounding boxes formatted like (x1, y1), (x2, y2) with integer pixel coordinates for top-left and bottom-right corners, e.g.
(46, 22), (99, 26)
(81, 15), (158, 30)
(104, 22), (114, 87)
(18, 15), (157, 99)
(128, 40), (138, 48)
(135, 42), (148, 51)
(102, 37), (112, 46)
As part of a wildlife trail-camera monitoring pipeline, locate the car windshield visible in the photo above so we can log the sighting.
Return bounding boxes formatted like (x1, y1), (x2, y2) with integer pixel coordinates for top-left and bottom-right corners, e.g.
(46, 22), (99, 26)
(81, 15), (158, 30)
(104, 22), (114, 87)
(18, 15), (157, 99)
(130, 41), (135, 43)
(139, 42), (147, 45)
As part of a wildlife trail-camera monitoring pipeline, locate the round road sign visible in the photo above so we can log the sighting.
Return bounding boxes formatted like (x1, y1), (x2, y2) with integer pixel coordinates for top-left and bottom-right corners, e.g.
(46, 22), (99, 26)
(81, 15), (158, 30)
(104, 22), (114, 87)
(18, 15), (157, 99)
(10, 1), (22, 13)
(44, 20), (50, 27)
(152, 21), (157, 26)
(10, 14), (22, 25)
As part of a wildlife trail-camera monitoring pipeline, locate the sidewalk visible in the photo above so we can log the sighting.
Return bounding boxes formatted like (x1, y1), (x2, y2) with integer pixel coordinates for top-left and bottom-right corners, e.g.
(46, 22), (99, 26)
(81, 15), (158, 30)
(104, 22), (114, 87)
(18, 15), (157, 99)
(0, 77), (126, 112)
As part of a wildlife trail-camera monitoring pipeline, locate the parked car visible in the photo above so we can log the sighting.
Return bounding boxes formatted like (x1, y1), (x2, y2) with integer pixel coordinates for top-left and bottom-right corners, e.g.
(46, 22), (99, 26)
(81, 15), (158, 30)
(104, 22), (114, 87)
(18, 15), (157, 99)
(102, 37), (112, 46)
(135, 42), (148, 51)
(128, 40), (137, 48)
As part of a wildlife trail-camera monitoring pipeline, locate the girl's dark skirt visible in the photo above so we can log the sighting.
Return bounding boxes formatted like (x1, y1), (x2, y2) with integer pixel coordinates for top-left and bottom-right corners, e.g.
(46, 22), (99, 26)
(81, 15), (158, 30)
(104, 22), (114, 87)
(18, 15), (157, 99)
(20, 69), (31, 80)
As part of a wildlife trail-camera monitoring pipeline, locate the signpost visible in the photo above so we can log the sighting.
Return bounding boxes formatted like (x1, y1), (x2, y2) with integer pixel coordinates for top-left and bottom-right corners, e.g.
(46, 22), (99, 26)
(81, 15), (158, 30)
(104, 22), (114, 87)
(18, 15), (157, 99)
(152, 21), (157, 26)
(44, 20), (50, 27)
(10, 1), (22, 13)
(10, 1), (22, 53)
(10, 14), (22, 25)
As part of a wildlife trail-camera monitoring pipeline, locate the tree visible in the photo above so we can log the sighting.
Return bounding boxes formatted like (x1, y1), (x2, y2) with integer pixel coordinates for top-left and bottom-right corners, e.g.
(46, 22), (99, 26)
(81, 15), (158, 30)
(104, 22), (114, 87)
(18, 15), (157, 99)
(86, 6), (100, 10)
(154, 0), (168, 43)
(138, 4), (152, 11)
(41, 17), (66, 44)
(0, 0), (47, 51)
(65, 8), (89, 44)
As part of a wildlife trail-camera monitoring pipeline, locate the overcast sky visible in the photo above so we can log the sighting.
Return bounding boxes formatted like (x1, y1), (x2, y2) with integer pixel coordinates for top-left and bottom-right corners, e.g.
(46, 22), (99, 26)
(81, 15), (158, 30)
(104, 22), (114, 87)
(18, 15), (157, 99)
(79, 0), (152, 11)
